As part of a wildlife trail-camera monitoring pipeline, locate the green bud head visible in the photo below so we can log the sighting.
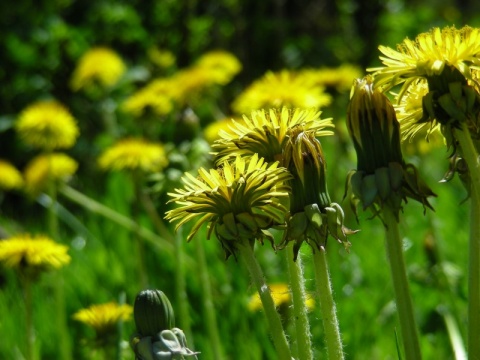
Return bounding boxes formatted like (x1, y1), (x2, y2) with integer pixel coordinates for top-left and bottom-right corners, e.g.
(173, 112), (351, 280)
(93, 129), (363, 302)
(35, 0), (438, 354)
(134, 289), (175, 337)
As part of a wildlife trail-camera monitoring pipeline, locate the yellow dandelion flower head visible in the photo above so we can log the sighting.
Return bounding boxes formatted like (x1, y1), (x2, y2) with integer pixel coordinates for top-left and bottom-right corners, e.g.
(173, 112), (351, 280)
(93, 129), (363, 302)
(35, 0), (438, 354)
(71, 47), (126, 91)
(298, 64), (363, 92)
(16, 100), (79, 150)
(232, 69), (333, 114)
(165, 154), (292, 250)
(24, 153), (78, 195)
(0, 234), (70, 271)
(122, 79), (175, 117)
(147, 47), (176, 68)
(73, 302), (133, 334)
(98, 138), (168, 172)
(203, 116), (245, 144)
(247, 283), (315, 311)
(194, 50), (242, 85)
(0, 160), (24, 190)
(212, 107), (334, 166)
(370, 26), (480, 94)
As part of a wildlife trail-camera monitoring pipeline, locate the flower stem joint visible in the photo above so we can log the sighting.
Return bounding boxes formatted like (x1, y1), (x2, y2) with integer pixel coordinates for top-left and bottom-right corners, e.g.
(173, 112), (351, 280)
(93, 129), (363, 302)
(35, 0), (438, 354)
(346, 76), (436, 217)
(130, 289), (199, 360)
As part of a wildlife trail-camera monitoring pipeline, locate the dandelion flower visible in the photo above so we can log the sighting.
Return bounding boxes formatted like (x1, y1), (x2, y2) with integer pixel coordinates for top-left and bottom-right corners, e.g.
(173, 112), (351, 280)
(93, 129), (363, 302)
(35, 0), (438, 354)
(194, 50), (242, 85)
(248, 283), (314, 311)
(0, 234), (70, 272)
(98, 138), (168, 172)
(148, 47), (176, 68)
(71, 47), (126, 91)
(231, 70), (332, 114)
(165, 154), (291, 258)
(73, 302), (133, 336)
(24, 153), (78, 195)
(203, 116), (245, 144)
(16, 100), (79, 150)
(122, 79), (175, 117)
(0, 160), (24, 190)
(298, 64), (363, 92)
(212, 107), (334, 166)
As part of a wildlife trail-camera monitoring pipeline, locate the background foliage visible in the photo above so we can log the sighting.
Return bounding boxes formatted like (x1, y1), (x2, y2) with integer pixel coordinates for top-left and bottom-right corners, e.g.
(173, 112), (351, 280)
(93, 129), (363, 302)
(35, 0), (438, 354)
(1, 0), (479, 359)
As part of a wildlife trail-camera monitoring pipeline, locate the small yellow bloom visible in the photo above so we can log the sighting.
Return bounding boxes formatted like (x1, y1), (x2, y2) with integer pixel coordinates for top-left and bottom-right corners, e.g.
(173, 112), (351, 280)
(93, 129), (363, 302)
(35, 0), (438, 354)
(298, 64), (363, 92)
(73, 302), (133, 335)
(98, 138), (168, 172)
(148, 47), (176, 68)
(248, 283), (314, 311)
(231, 70), (332, 114)
(24, 153), (78, 195)
(16, 100), (79, 150)
(0, 160), (24, 190)
(212, 107), (334, 166)
(194, 50), (242, 85)
(71, 47), (126, 91)
(0, 234), (70, 271)
(122, 79), (175, 117)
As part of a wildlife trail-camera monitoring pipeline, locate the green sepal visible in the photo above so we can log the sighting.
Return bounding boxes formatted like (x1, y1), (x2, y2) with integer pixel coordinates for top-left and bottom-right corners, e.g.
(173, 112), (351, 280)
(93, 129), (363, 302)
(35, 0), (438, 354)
(375, 167), (391, 200)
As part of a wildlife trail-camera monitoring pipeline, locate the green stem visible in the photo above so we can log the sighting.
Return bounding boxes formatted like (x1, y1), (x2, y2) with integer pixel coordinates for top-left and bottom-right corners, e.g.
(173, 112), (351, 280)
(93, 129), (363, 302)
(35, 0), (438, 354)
(58, 185), (181, 260)
(454, 125), (480, 359)
(312, 247), (344, 360)
(237, 242), (292, 360)
(382, 206), (421, 360)
(285, 246), (313, 360)
(22, 275), (35, 360)
(194, 239), (224, 359)
(139, 191), (175, 244)
(133, 175), (149, 289)
(174, 228), (194, 347)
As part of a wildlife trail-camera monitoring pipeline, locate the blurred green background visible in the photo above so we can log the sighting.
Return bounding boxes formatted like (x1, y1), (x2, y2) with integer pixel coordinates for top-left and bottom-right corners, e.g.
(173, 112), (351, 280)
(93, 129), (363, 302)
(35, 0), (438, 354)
(1, 0), (479, 359)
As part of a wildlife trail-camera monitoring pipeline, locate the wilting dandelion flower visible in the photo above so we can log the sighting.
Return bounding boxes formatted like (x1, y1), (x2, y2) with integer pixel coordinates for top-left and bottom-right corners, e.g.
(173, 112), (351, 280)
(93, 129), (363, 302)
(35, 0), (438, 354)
(0, 234), (70, 274)
(98, 138), (168, 173)
(24, 153), (78, 195)
(0, 160), (24, 190)
(71, 47), (126, 91)
(212, 107), (334, 166)
(73, 302), (133, 336)
(16, 100), (79, 150)
(232, 70), (332, 114)
(165, 154), (291, 258)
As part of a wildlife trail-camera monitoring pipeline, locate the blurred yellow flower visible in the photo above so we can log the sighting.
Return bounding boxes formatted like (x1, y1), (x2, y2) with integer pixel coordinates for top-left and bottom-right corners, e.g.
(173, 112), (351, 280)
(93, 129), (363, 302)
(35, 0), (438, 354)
(148, 47), (176, 68)
(16, 100), (79, 150)
(0, 160), (24, 190)
(231, 69), (332, 114)
(24, 153), (78, 195)
(0, 234), (70, 271)
(194, 50), (242, 85)
(122, 78), (175, 117)
(299, 64), (363, 92)
(98, 138), (168, 172)
(73, 302), (133, 334)
(71, 47), (126, 91)
(248, 283), (314, 311)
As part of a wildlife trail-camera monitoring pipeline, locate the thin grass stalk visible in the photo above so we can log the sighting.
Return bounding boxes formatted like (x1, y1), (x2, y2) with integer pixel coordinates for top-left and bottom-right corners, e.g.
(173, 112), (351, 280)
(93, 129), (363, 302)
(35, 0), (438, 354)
(22, 275), (35, 360)
(381, 206), (421, 360)
(312, 247), (344, 360)
(237, 242), (292, 360)
(193, 238), (224, 359)
(285, 246), (313, 360)
(454, 124), (480, 359)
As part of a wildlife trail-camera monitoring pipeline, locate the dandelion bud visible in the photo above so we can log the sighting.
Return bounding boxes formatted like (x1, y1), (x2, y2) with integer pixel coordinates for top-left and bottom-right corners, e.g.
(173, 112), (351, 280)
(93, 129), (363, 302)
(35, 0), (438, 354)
(134, 289), (175, 337)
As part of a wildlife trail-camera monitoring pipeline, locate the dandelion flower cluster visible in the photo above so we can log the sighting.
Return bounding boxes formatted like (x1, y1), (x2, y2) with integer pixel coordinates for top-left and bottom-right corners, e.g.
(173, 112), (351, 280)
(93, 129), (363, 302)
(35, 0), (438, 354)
(71, 47), (126, 91)
(98, 138), (168, 172)
(0, 160), (24, 190)
(24, 153), (78, 195)
(16, 100), (79, 150)
(231, 70), (332, 114)
(0, 234), (70, 272)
